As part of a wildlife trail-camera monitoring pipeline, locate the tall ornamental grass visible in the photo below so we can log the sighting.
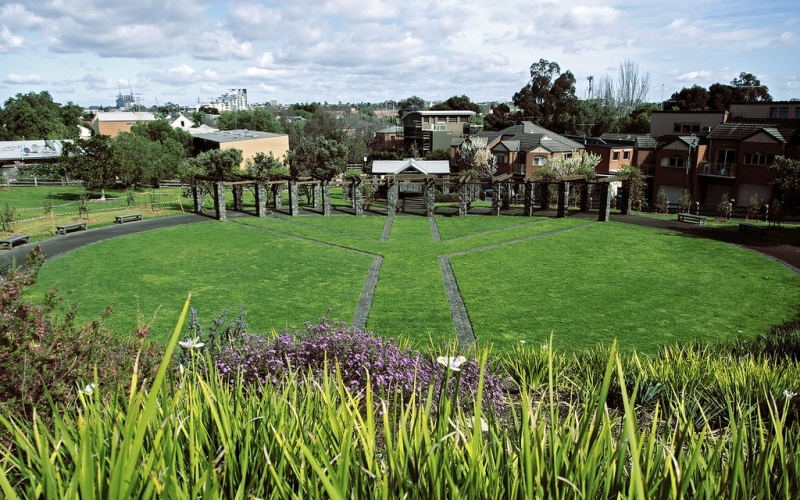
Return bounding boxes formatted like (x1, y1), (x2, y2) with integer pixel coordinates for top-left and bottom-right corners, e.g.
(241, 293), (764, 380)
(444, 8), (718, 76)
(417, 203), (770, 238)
(2, 310), (800, 498)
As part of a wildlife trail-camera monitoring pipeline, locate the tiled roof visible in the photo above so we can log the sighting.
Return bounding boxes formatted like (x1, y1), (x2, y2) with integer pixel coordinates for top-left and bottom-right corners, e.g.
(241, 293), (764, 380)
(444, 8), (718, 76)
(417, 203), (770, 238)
(459, 122), (583, 154)
(707, 119), (800, 144)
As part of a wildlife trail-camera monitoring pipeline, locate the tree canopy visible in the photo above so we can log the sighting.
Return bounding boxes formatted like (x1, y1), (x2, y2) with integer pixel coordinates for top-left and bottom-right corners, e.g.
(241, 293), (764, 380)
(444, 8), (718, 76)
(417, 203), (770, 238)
(218, 108), (283, 133)
(288, 136), (349, 179)
(430, 95), (480, 113)
(396, 96), (426, 119)
(59, 135), (124, 189)
(512, 59), (577, 133)
(0, 91), (83, 140)
(669, 72), (772, 111)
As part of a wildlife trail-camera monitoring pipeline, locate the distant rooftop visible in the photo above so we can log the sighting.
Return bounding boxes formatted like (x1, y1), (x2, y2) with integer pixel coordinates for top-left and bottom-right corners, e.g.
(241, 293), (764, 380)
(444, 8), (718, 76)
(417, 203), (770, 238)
(0, 139), (70, 162)
(94, 111), (157, 122)
(192, 129), (288, 143)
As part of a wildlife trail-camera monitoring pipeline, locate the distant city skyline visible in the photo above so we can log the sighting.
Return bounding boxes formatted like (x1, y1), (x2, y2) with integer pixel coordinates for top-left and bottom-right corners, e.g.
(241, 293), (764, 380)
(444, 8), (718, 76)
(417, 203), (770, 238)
(1, 0), (798, 108)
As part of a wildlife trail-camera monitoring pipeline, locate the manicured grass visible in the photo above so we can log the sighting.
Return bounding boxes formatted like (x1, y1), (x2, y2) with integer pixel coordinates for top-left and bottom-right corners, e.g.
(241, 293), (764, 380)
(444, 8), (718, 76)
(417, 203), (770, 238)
(450, 222), (800, 352)
(434, 215), (553, 240)
(25, 213), (800, 353)
(25, 221), (374, 343)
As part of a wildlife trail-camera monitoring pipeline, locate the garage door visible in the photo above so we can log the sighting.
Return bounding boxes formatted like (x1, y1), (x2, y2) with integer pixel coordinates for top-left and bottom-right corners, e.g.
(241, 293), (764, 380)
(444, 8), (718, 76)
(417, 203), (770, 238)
(656, 185), (684, 203)
(705, 184), (732, 206)
(736, 183), (773, 206)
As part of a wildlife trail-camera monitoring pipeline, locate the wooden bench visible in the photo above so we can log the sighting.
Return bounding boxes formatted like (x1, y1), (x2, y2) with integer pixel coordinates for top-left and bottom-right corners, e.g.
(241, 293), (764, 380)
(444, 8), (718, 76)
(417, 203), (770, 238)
(739, 223), (768, 237)
(115, 213), (143, 224)
(1, 233), (30, 250)
(56, 221), (87, 235)
(677, 213), (707, 225)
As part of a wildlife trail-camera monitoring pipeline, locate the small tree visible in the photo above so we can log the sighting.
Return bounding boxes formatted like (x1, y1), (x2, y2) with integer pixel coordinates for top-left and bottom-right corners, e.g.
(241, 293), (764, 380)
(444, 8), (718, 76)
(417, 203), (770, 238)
(678, 190), (691, 213)
(458, 139), (497, 178)
(615, 165), (648, 211)
(716, 192), (731, 220)
(0, 203), (15, 232)
(746, 194), (762, 221)
(655, 190), (670, 214)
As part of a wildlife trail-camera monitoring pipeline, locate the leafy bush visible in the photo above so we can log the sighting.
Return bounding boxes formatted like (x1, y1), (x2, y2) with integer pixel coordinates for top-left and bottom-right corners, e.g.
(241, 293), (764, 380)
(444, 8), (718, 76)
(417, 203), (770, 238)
(0, 248), (162, 422)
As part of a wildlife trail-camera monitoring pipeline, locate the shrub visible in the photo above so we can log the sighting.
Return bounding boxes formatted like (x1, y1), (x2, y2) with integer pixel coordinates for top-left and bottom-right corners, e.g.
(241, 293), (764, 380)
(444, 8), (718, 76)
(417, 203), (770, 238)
(0, 248), (162, 422)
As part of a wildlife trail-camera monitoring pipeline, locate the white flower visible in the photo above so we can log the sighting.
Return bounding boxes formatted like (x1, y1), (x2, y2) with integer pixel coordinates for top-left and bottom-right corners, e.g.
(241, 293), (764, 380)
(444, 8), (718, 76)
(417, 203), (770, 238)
(519, 340), (526, 344)
(437, 355), (467, 372)
(465, 417), (489, 432)
(179, 337), (205, 349)
(784, 390), (798, 399)
(82, 383), (97, 396)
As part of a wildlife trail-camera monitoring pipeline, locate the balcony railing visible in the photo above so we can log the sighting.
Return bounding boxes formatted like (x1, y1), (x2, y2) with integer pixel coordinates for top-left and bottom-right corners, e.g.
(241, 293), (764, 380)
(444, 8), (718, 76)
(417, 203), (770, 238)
(638, 164), (656, 177)
(699, 162), (736, 177)
(510, 163), (525, 175)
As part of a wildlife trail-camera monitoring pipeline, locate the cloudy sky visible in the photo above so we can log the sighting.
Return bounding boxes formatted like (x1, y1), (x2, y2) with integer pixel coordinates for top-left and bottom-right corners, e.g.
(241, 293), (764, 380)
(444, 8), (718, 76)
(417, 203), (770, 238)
(1, 0), (798, 108)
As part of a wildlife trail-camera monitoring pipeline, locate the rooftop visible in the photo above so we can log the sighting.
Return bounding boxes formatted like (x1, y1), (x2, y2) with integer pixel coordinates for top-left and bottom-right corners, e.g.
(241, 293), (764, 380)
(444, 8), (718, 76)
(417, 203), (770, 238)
(192, 129), (288, 143)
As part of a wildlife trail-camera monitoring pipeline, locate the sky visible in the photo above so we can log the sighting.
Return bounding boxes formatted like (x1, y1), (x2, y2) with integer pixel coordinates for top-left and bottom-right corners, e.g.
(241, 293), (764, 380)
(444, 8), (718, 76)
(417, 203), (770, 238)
(0, 0), (798, 109)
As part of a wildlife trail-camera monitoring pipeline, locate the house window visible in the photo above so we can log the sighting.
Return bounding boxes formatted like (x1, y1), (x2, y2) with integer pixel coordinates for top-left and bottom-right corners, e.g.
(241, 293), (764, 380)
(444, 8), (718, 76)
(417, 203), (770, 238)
(612, 151), (620, 161)
(448, 116), (457, 123)
(673, 123), (700, 133)
(769, 107), (789, 119)
(623, 151), (631, 161)
(532, 156), (547, 166)
(423, 117), (429, 123)
(438, 116), (446, 122)
(716, 149), (736, 165)
(495, 153), (508, 163)
(660, 156), (685, 168)
(795, 107), (800, 119)
(563, 152), (573, 159)
(744, 152), (774, 166)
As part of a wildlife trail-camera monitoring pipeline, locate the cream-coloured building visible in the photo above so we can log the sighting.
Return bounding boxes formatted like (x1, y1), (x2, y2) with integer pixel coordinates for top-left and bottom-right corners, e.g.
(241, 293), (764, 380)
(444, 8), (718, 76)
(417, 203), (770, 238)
(192, 129), (290, 168)
(92, 111), (158, 137)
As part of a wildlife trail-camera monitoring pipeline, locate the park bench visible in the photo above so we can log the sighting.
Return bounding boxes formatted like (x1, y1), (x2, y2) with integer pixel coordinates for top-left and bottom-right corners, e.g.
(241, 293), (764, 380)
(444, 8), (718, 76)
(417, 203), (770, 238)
(677, 213), (707, 225)
(1, 233), (30, 250)
(739, 223), (768, 237)
(56, 221), (87, 235)
(115, 213), (143, 224)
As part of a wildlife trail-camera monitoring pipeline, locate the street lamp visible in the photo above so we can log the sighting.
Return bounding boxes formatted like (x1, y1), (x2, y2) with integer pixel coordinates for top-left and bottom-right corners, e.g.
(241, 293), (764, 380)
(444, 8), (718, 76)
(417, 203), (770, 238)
(683, 134), (697, 195)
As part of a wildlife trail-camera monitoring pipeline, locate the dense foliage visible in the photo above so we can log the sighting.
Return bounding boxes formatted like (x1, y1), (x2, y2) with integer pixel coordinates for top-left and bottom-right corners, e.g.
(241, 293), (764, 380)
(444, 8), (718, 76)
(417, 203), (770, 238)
(0, 248), (161, 422)
(0, 91), (83, 141)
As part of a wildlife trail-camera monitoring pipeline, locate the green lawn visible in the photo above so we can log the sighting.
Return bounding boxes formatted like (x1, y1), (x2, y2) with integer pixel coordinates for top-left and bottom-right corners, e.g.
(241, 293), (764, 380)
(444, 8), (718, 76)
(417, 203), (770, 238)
(24, 214), (800, 353)
(26, 221), (374, 343)
(451, 222), (800, 351)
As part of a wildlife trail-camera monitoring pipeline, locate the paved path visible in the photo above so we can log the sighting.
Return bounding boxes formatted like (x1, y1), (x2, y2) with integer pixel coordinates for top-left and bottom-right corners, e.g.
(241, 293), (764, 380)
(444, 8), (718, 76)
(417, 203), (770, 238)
(1, 213), (210, 265)
(600, 214), (800, 275)
(380, 216), (393, 242)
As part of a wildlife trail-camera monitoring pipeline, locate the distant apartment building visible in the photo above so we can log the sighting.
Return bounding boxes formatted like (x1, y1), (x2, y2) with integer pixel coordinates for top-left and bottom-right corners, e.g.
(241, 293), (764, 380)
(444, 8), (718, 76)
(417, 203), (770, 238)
(647, 104), (800, 207)
(402, 110), (476, 156)
(211, 89), (248, 112)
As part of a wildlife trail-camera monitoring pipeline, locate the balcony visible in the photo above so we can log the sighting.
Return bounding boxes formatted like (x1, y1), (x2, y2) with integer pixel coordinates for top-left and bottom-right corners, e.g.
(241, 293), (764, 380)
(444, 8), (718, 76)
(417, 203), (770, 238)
(699, 162), (736, 178)
(510, 163), (525, 175)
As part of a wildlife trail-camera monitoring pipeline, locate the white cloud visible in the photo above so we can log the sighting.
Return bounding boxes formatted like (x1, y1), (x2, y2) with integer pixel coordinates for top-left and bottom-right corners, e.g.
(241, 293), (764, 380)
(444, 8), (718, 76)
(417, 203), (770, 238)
(773, 31), (800, 48)
(0, 27), (25, 53)
(4, 73), (44, 84)
(676, 71), (713, 82)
